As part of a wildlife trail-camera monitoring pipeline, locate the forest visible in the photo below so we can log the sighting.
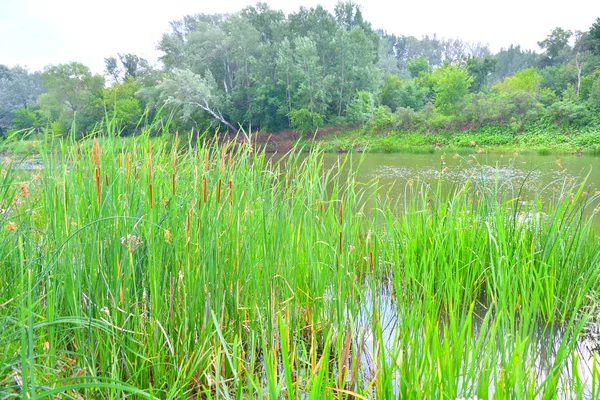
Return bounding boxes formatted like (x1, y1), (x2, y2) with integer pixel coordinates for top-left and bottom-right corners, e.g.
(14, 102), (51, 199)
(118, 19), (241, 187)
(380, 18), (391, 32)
(1, 2), (600, 139)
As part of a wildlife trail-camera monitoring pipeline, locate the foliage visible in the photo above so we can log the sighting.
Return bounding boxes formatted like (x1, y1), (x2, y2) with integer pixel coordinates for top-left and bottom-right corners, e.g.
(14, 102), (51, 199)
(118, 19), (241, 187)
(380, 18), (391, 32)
(346, 90), (375, 124)
(494, 67), (542, 94)
(37, 62), (105, 137)
(432, 64), (473, 116)
(0, 66), (45, 134)
(288, 107), (324, 134)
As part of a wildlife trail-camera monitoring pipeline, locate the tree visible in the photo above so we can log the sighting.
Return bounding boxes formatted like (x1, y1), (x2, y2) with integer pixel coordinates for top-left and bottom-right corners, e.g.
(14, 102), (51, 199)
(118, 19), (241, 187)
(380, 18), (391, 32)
(104, 57), (121, 83)
(37, 62), (105, 136)
(494, 67), (542, 94)
(379, 74), (428, 112)
(0, 65), (45, 133)
(466, 56), (499, 92)
(104, 78), (144, 134)
(407, 56), (431, 78)
(432, 64), (473, 115)
(586, 17), (600, 55)
(156, 69), (238, 132)
(491, 45), (538, 82)
(538, 27), (572, 67)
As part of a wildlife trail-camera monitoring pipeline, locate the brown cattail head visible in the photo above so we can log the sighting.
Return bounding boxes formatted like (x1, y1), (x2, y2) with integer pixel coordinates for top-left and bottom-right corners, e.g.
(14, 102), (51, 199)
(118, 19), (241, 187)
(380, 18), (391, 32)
(217, 179), (223, 203)
(339, 203), (344, 226)
(149, 183), (154, 209)
(229, 180), (233, 205)
(92, 138), (100, 170)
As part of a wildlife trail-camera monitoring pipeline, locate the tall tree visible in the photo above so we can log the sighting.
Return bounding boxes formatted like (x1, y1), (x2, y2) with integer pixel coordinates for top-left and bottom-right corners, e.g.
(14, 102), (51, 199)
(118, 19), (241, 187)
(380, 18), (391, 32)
(538, 27), (573, 67)
(0, 66), (45, 133)
(37, 62), (105, 135)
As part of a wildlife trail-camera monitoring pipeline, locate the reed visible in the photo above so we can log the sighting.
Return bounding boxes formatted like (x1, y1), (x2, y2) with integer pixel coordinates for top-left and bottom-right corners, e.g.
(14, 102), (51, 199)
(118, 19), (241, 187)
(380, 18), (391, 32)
(0, 124), (599, 399)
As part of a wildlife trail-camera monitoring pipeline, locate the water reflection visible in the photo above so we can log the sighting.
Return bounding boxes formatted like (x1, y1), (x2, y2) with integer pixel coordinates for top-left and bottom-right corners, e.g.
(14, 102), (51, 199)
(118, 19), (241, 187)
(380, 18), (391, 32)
(354, 289), (599, 399)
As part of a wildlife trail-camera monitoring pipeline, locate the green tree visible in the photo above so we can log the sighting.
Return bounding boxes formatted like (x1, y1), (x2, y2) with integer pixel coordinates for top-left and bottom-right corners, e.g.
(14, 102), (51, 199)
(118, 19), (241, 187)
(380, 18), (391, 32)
(407, 56), (431, 78)
(466, 56), (499, 92)
(494, 67), (542, 94)
(155, 69), (237, 132)
(432, 64), (473, 115)
(104, 78), (144, 134)
(538, 27), (572, 67)
(37, 62), (105, 136)
(379, 74), (428, 112)
(0, 65), (45, 133)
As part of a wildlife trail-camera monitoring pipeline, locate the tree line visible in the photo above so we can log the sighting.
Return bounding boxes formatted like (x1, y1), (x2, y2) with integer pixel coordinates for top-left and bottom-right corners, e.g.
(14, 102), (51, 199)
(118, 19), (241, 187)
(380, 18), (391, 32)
(1, 1), (600, 137)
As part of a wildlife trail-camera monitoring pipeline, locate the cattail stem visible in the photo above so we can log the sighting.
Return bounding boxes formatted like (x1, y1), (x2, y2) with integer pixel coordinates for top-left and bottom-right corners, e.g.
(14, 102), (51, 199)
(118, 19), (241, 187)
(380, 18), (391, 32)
(95, 168), (101, 205)
(203, 176), (207, 203)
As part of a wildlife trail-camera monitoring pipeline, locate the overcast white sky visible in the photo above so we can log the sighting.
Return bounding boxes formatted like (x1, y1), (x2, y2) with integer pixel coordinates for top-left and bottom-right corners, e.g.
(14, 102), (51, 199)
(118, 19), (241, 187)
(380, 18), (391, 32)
(1, 0), (599, 74)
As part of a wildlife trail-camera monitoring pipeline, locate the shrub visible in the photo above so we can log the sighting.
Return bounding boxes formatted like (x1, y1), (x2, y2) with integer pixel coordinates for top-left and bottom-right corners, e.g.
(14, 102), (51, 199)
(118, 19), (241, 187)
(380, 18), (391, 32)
(288, 108), (324, 135)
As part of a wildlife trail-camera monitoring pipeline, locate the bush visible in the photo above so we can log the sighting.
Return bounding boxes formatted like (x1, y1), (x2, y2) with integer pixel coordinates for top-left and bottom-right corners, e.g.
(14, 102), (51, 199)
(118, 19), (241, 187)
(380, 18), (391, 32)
(288, 108), (324, 135)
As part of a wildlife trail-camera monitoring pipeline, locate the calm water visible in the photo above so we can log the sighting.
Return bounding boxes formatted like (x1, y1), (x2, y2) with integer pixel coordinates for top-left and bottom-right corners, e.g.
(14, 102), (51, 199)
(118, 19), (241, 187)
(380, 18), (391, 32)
(323, 151), (600, 200)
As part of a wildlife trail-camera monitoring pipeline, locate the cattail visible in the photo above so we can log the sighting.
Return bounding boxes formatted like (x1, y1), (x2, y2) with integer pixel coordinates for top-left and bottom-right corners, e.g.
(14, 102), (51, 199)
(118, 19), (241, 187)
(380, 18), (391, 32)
(105, 174), (109, 187)
(172, 145), (177, 195)
(339, 231), (343, 255)
(220, 146), (226, 174)
(95, 168), (101, 204)
(229, 180), (233, 205)
(92, 138), (100, 170)
(125, 153), (131, 185)
(217, 179), (222, 203)
(339, 203), (344, 225)
(369, 251), (374, 271)
(117, 153), (121, 168)
(149, 183), (154, 209)
(203, 150), (209, 173)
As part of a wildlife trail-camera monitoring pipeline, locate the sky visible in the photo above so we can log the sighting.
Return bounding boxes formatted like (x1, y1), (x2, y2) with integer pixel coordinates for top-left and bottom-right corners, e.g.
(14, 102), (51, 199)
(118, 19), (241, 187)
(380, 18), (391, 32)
(1, 0), (599, 74)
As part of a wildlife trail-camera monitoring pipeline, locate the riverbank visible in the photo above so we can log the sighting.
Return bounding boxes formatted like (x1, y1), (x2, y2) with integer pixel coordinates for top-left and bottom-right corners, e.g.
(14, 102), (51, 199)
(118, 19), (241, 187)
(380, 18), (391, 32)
(2, 122), (600, 156)
(297, 123), (600, 155)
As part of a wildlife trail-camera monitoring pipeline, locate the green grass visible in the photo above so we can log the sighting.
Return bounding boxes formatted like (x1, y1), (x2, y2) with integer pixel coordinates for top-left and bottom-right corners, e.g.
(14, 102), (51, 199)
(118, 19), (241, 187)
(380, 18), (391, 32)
(303, 123), (600, 155)
(1, 123), (600, 399)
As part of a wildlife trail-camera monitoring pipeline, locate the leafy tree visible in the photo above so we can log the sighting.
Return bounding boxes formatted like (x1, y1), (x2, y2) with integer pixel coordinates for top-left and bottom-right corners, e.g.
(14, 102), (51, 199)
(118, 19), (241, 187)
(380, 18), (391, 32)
(379, 74), (428, 112)
(104, 78), (144, 134)
(0, 66), (45, 133)
(466, 56), (499, 92)
(407, 57), (431, 78)
(587, 17), (600, 55)
(432, 64), (473, 115)
(491, 45), (538, 82)
(288, 108), (324, 134)
(155, 69), (237, 132)
(538, 27), (572, 67)
(9, 107), (42, 131)
(104, 57), (121, 83)
(346, 90), (375, 124)
(37, 62), (104, 136)
(540, 65), (577, 96)
(494, 67), (542, 94)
